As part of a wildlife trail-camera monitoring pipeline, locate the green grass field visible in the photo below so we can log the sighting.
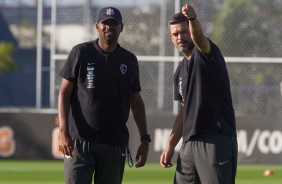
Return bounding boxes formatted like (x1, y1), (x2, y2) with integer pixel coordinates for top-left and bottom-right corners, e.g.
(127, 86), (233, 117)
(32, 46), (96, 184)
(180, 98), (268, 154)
(0, 160), (281, 184)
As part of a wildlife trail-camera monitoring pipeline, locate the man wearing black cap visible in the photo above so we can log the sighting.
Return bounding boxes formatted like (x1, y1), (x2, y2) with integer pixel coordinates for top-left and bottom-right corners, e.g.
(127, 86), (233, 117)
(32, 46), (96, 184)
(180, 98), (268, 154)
(58, 7), (150, 184)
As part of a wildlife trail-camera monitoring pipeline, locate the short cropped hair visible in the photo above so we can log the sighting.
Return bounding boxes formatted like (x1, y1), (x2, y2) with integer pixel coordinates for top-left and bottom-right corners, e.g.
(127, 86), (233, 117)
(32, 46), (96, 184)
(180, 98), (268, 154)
(168, 13), (188, 26)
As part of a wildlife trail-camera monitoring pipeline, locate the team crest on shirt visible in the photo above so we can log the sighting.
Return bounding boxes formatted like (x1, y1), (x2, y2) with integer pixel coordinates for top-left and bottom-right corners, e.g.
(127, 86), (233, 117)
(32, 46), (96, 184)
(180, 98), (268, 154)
(120, 64), (127, 74)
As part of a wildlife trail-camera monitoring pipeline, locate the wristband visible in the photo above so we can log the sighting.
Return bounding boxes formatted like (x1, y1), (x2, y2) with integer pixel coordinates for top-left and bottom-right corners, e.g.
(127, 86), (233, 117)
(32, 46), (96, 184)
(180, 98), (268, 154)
(188, 16), (197, 21)
(141, 134), (151, 143)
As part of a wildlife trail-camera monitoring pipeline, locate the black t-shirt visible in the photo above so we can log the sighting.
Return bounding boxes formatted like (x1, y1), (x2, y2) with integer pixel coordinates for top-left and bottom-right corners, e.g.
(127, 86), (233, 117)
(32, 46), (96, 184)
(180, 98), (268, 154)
(60, 39), (141, 145)
(174, 40), (237, 142)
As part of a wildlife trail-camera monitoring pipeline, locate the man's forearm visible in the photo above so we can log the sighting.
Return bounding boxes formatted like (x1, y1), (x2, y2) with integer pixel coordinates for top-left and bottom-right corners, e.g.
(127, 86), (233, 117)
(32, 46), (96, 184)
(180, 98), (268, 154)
(166, 107), (183, 149)
(132, 101), (148, 136)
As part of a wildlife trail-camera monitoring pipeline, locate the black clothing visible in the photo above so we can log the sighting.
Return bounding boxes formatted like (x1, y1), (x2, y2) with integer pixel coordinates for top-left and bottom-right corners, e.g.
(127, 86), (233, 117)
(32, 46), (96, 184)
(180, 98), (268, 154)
(60, 39), (141, 145)
(64, 140), (126, 184)
(174, 40), (237, 142)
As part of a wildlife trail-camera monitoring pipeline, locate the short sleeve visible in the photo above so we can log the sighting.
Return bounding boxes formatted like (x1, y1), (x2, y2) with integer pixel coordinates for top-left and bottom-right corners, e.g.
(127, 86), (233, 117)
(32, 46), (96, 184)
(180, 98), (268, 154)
(174, 64), (183, 101)
(59, 46), (80, 82)
(131, 55), (141, 93)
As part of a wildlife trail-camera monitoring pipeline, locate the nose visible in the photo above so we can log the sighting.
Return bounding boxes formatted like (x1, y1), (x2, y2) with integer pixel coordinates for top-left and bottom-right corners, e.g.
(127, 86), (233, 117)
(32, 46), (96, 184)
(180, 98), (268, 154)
(177, 33), (183, 41)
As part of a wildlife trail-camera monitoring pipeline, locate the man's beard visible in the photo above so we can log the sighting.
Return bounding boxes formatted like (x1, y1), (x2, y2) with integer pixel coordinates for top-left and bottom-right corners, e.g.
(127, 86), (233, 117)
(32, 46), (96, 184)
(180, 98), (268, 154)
(177, 40), (194, 53)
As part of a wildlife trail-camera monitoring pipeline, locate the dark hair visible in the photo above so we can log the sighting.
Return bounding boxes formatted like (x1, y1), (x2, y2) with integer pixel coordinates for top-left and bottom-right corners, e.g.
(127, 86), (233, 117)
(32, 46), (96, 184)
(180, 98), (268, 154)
(168, 13), (188, 26)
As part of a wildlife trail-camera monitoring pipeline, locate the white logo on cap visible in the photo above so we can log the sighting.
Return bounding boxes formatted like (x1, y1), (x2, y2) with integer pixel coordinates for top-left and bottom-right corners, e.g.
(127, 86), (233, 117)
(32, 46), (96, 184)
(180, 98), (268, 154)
(106, 8), (115, 16)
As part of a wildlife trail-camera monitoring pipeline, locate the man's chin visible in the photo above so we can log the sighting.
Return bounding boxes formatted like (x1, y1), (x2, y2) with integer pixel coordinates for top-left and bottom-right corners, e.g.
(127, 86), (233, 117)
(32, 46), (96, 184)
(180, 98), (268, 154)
(178, 44), (194, 53)
(105, 37), (117, 44)
(178, 47), (189, 53)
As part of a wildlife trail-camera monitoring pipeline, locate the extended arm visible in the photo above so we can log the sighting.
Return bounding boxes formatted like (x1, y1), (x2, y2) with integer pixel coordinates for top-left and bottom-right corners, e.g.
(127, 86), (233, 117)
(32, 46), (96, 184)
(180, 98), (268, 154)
(182, 4), (211, 57)
(130, 92), (149, 168)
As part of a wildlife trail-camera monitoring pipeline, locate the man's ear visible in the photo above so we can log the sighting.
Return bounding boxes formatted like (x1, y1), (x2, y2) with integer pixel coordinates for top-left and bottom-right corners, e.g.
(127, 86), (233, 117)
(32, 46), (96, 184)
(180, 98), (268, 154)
(169, 32), (172, 40)
(120, 24), (124, 32)
(95, 23), (99, 30)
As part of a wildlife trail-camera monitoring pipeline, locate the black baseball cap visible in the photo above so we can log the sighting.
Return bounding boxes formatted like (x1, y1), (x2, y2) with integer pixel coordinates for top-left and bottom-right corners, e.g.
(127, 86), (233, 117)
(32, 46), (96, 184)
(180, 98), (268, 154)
(98, 7), (123, 24)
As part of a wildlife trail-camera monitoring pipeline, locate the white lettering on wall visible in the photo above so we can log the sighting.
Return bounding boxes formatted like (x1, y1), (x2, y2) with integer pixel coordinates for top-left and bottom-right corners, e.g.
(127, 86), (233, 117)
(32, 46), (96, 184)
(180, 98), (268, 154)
(154, 128), (282, 156)
(257, 130), (270, 154)
(154, 128), (182, 152)
(246, 129), (260, 156)
(269, 130), (282, 154)
(237, 130), (248, 153)
(237, 129), (282, 156)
